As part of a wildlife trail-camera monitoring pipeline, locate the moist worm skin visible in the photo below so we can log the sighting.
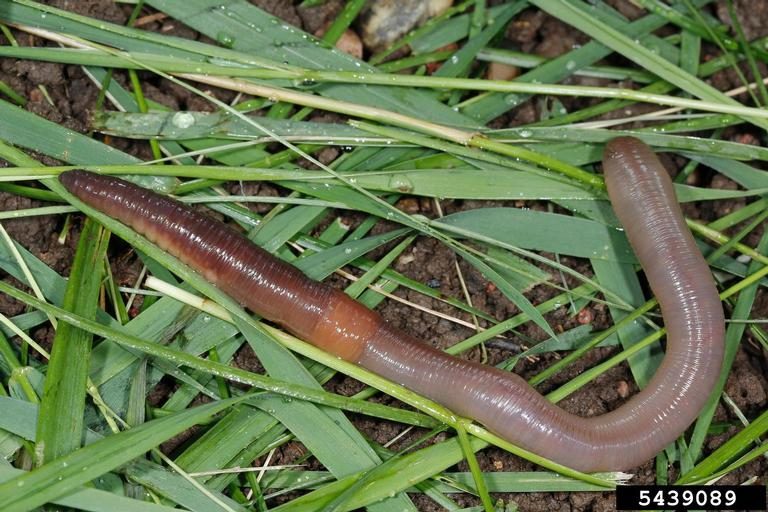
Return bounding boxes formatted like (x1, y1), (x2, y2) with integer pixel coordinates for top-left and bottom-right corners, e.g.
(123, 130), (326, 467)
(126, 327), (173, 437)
(58, 138), (724, 472)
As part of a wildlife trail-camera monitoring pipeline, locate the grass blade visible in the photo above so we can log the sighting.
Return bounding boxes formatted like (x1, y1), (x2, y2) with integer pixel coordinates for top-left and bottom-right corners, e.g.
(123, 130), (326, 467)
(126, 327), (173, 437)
(36, 219), (109, 463)
(0, 396), (249, 512)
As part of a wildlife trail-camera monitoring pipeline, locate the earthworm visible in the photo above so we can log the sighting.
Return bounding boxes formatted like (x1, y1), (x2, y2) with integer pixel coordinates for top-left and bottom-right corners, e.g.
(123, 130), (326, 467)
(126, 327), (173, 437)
(58, 136), (724, 472)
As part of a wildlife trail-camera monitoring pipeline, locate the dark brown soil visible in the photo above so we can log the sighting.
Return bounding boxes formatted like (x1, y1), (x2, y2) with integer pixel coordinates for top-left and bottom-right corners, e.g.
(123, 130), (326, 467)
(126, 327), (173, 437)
(1, 1), (767, 511)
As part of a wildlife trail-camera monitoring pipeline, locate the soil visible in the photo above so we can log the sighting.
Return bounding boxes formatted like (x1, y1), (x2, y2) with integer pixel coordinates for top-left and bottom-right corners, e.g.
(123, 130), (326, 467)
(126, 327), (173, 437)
(1, 1), (767, 511)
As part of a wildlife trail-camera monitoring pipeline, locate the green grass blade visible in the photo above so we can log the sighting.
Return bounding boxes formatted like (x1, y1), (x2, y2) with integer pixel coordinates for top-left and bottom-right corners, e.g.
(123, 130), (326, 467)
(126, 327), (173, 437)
(531, 0), (768, 130)
(295, 228), (410, 280)
(0, 281), (437, 430)
(433, 2), (524, 79)
(36, 219), (108, 463)
(685, 231), (768, 466)
(461, 0), (706, 120)
(0, 395), (249, 512)
(143, 0), (477, 128)
(435, 208), (634, 262)
(679, 407), (768, 484)
(591, 259), (660, 388)
(125, 459), (249, 512)
(0, 100), (138, 166)
(174, 404), (278, 481)
(0, 397), (37, 440)
(270, 437), (488, 512)
(0, 464), (187, 512)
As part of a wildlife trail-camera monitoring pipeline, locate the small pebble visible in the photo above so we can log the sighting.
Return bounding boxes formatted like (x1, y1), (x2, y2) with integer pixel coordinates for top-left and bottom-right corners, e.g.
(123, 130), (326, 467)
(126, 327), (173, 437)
(576, 308), (593, 325)
(315, 23), (363, 59)
(359, 0), (454, 51)
(486, 61), (520, 81)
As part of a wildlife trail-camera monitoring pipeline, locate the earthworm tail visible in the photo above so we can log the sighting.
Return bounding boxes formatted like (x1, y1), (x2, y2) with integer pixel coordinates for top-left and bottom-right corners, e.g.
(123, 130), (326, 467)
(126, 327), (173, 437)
(59, 137), (724, 471)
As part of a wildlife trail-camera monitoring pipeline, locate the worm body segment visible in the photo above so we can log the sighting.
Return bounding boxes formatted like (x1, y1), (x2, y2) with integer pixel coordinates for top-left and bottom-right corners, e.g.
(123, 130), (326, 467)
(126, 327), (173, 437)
(59, 137), (724, 471)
